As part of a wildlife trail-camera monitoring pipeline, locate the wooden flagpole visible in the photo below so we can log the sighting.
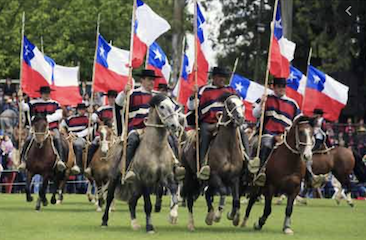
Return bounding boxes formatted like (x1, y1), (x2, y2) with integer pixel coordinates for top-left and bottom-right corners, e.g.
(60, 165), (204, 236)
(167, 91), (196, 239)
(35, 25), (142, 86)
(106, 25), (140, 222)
(255, 0), (279, 160)
(175, 36), (186, 98)
(86, 13), (101, 158)
(193, 0), (200, 175)
(229, 57), (239, 85)
(145, 46), (150, 68)
(40, 36), (44, 54)
(301, 47), (312, 110)
(18, 12), (25, 162)
(121, 0), (137, 183)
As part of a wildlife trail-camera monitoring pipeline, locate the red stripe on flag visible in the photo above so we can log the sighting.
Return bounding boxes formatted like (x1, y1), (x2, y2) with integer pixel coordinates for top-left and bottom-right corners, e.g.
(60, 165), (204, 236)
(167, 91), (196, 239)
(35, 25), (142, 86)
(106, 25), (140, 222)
(147, 65), (168, 90)
(286, 87), (303, 109)
(132, 35), (147, 68)
(244, 100), (256, 122)
(50, 85), (82, 107)
(270, 37), (290, 78)
(22, 61), (50, 98)
(94, 63), (129, 93)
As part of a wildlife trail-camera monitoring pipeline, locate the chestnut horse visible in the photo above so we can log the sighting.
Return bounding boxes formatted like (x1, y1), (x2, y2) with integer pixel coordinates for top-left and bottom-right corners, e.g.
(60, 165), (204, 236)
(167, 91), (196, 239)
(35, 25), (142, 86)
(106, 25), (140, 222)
(242, 115), (315, 235)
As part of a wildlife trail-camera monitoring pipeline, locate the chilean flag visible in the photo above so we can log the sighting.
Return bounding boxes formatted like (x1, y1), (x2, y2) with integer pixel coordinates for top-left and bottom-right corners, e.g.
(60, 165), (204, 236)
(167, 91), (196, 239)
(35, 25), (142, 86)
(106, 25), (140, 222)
(230, 74), (271, 122)
(94, 34), (129, 93)
(303, 66), (349, 121)
(132, 0), (171, 68)
(147, 42), (171, 90)
(22, 36), (81, 106)
(269, 0), (296, 78)
(286, 66), (306, 108)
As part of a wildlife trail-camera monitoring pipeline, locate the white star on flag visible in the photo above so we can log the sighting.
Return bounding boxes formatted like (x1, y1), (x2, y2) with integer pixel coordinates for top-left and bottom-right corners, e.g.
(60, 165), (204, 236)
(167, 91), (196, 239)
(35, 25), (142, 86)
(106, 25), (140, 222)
(288, 72), (296, 82)
(235, 82), (243, 92)
(153, 48), (163, 62)
(275, 19), (282, 29)
(24, 45), (30, 56)
(313, 75), (321, 84)
(99, 46), (105, 58)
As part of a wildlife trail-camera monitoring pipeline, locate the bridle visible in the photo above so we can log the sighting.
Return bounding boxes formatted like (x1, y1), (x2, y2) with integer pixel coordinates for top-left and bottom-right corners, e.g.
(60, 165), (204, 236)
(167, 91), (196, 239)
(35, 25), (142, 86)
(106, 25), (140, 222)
(283, 121), (314, 155)
(31, 124), (50, 148)
(144, 100), (182, 129)
(217, 95), (244, 127)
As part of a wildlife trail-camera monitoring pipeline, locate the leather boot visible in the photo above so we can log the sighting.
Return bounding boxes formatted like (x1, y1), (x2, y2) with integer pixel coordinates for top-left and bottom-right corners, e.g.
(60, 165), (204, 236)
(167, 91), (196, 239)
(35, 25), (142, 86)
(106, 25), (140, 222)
(84, 143), (99, 178)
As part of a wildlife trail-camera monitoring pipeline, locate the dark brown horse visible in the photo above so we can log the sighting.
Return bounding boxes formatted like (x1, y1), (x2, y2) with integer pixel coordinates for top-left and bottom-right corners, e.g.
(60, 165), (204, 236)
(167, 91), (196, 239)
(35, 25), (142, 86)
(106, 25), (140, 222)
(24, 114), (68, 210)
(241, 115), (315, 235)
(181, 93), (246, 231)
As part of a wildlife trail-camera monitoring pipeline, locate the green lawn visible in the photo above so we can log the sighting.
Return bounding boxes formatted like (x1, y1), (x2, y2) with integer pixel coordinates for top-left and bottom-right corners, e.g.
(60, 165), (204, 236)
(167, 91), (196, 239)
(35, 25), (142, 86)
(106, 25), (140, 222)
(0, 194), (365, 240)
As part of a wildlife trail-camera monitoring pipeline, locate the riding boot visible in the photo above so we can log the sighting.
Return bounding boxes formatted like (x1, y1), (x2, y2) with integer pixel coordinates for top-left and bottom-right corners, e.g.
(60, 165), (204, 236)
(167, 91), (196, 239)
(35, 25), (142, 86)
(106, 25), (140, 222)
(239, 127), (251, 159)
(84, 143), (99, 178)
(253, 146), (271, 186)
(197, 125), (212, 180)
(168, 135), (185, 181)
(18, 137), (32, 170)
(54, 137), (66, 172)
(70, 145), (82, 175)
(124, 132), (140, 184)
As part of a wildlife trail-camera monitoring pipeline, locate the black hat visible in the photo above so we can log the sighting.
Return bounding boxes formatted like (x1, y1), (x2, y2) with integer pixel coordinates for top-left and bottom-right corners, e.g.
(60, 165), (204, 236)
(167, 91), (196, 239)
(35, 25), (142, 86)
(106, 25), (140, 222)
(76, 103), (87, 109)
(313, 108), (324, 115)
(36, 86), (54, 94)
(209, 67), (231, 77)
(135, 69), (161, 79)
(273, 77), (287, 86)
(105, 90), (118, 97)
(157, 83), (169, 91)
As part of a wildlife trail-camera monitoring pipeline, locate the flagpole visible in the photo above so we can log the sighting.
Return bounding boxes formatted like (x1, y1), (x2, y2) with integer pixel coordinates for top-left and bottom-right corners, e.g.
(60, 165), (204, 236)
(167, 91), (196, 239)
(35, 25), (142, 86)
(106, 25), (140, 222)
(193, 0), (200, 175)
(121, 0), (137, 183)
(229, 57), (239, 85)
(176, 36), (186, 100)
(145, 46), (150, 68)
(18, 12), (25, 163)
(301, 47), (312, 110)
(255, 0), (279, 161)
(86, 13), (101, 169)
(40, 36), (44, 54)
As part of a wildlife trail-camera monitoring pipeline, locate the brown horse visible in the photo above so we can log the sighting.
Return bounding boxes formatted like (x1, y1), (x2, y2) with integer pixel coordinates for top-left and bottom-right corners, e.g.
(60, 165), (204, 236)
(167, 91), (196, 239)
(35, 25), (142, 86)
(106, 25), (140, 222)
(24, 114), (68, 210)
(299, 145), (366, 206)
(241, 115), (315, 235)
(181, 93), (246, 231)
(87, 123), (115, 211)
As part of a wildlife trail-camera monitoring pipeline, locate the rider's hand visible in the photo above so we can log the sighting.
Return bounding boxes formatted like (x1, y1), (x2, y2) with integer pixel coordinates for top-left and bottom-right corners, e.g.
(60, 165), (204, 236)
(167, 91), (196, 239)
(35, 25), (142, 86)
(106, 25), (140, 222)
(18, 89), (23, 101)
(260, 94), (267, 106)
(124, 83), (132, 93)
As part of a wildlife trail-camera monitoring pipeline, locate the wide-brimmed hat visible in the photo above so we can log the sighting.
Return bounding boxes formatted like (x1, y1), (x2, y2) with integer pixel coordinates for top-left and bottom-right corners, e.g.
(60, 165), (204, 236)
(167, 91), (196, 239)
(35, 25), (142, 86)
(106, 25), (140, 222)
(103, 90), (118, 97)
(36, 86), (54, 94)
(157, 83), (171, 91)
(209, 67), (231, 77)
(76, 103), (87, 110)
(273, 77), (287, 86)
(313, 108), (324, 115)
(135, 69), (162, 79)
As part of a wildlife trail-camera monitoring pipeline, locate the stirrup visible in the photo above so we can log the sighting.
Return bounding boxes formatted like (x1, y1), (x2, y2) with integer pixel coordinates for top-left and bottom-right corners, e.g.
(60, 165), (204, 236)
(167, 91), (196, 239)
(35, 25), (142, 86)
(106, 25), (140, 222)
(253, 172), (266, 187)
(70, 165), (81, 175)
(123, 171), (136, 184)
(197, 165), (210, 180)
(174, 166), (186, 181)
(57, 161), (66, 172)
(248, 157), (260, 174)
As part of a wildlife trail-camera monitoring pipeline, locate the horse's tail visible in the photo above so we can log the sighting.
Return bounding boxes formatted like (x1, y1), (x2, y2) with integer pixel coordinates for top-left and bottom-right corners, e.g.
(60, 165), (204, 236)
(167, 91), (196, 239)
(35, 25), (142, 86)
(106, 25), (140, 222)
(352, 149), (366, 183)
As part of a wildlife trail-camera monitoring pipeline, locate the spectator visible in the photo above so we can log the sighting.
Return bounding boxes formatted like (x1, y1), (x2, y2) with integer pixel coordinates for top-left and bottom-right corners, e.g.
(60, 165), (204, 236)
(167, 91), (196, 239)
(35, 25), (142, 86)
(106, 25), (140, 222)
(0, 133), (16, 193)
(344, 118), (355, 135)
(79, 80), (91, 98)
(2, 78), (16, 98)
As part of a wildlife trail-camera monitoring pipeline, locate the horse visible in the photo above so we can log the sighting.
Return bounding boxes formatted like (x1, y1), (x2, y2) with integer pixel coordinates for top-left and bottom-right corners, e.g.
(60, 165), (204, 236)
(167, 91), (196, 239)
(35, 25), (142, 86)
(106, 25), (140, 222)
(297, 146), (366, 206)
(241, 115), (315, 235)
(24, 114), (69, 210)
(101, 94), (182, 233)
(86, 123), (115, 211)
(180, 93), (246, 231)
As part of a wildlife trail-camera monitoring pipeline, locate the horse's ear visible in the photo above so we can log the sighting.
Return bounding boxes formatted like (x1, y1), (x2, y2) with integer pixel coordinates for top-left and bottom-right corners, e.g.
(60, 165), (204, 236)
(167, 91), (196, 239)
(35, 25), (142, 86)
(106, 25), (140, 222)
(308, 116), (317, 128)
(149, 94), (167, 108)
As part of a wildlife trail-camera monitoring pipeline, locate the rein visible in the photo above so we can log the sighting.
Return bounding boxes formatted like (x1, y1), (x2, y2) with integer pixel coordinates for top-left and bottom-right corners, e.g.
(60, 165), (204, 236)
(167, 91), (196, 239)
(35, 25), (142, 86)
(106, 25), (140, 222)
(31, 125), (50, 148)
(217, 96), (243, 127)
(283, 121), (314, 155)
(144, 104), (181, 129)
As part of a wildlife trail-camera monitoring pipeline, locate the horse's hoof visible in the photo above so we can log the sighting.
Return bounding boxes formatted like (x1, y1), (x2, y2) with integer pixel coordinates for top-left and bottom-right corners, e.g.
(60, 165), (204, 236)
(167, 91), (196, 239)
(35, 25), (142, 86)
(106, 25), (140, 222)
(42, 199), (48, 207)
(213, 210), (223, 223)
(205, 210), (215, 225)
(240, 217), (248, 228)
(169, 216), (178, 225)
(101, 222), (108, 228)
(146, 225), (155, 233)
(227, 211), (234, 221)
(35, 205), (41, 211)
(131, 219), (141, 231)
(253, 221), (262, 231)
(284, 228), (294, 235)
(155, 205), (161, 213)
(51, 197), (56, 205)
(348, 202), (354, 208)
(97, 207), (102, 212)
(26, 196), (33, 202)
(187, 223), (195, 232)
(56, 200), (62, 205)
(232, 212), (240, 227)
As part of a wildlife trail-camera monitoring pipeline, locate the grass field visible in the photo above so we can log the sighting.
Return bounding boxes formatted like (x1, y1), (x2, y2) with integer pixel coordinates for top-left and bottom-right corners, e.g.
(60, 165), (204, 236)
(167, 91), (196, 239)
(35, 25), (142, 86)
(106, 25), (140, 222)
(0, 194), (365, 240)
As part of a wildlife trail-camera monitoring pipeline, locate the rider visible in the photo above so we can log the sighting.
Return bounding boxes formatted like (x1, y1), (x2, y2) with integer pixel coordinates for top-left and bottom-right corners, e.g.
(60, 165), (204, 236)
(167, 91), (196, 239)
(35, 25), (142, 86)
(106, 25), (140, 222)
(115, 69), (184, 183)
(61, 103), (91, 175)
(187, 66), (251, 180)
(313, 108), (328, 150)
(252, 77), (301, 186)
(18, 86), (66, 171)
(84, 90), (117, 177)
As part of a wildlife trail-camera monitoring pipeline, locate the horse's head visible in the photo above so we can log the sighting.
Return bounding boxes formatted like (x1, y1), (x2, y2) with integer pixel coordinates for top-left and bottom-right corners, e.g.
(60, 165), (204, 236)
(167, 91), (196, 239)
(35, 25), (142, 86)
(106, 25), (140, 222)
(149, 94), (181, 136)
(31, 113), (49, 144)
(218, 93), (245, 127)
(99, 121), (114, 154)
(287, 115), (316, 161)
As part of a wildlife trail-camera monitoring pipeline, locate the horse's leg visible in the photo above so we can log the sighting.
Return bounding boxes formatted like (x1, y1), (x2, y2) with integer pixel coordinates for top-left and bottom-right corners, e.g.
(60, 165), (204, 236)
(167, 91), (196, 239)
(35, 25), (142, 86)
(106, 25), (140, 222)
(142, 187), (155, 233)
(154, 183), (163, 213)
(167, 177), (179, 224)
(214, 195), (226, 223)
(101, 177), (119, 227)
(86, 179), (95, 202)
(254, 186), (274, 231)
(25, 171), (34, 202)
(228, 178), (241, 226)
(96, 181), (104, 212)
(283, 192), (297, 235)
(187, 194), (195, 231)
(129, 190), (142, 231)
(240, 192), (257, 227)
(40, 176), (49, 207)
(204, 186), (215, 226)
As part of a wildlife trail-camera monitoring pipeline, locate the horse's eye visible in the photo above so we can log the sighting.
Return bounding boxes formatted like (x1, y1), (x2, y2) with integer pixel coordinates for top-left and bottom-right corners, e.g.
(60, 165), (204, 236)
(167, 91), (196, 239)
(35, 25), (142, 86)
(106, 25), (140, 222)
(160, 105), (165, 110)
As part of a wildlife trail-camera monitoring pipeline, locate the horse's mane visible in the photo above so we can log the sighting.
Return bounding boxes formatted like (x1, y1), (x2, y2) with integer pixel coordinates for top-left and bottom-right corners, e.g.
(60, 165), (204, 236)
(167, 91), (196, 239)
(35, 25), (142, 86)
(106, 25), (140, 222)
(149, 94), (168, 108)
(32, 112), (47, 125)
(217, 92), (239, 103)
(293, 114), (316, 127)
